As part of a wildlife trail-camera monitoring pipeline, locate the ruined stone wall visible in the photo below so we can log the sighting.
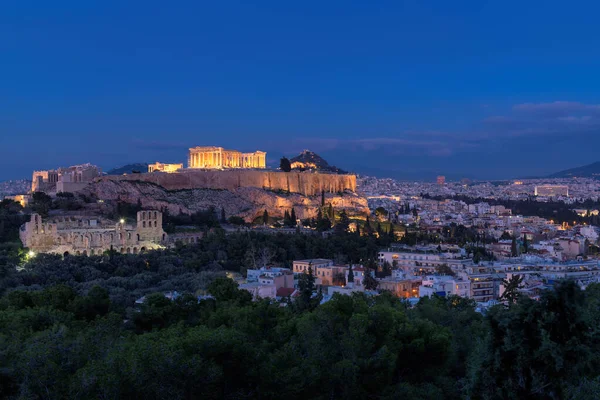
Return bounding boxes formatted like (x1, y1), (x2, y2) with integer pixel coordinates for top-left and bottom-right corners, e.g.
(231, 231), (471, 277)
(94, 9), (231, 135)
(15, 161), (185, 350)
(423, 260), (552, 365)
(20, 212), (167, 255)
(97, 170), (356, 196)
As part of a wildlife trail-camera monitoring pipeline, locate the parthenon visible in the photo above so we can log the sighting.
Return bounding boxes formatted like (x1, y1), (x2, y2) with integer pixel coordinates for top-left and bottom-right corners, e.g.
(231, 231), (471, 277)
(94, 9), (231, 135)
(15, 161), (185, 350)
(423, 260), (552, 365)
(188, 146), (266, 169)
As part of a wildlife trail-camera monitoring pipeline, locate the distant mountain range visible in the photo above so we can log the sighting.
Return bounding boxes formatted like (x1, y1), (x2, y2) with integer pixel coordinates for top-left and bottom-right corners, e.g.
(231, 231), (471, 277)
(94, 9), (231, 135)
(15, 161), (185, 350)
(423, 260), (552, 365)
(289, 150), (347, 174)
(547, 161), (600, 179)
(106, 163), (149, 175)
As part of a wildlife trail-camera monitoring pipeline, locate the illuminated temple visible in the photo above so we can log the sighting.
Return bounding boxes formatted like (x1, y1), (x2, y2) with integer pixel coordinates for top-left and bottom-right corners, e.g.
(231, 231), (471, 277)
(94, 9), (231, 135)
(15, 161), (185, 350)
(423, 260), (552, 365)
(188, 146), (266, 169)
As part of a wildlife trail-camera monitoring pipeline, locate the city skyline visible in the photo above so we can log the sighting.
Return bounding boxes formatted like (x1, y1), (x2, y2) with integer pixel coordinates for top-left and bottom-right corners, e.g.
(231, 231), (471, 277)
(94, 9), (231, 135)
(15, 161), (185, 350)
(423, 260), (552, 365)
(3, 1), (600, 180)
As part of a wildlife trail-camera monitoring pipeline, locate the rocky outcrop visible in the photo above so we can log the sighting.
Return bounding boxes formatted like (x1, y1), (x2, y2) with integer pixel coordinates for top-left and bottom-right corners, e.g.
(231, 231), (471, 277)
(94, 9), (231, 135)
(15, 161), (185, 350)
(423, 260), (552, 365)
(290, 150), (347, 173)
(95, 169), (356, 196)
(82, 180), (369, 222)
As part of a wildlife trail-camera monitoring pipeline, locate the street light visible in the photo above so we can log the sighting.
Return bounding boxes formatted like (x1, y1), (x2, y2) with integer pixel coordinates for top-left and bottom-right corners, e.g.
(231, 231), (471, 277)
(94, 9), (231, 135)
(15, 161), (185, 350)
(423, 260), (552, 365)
(27, 250), (35, 259)
(120, 219), (125, 224)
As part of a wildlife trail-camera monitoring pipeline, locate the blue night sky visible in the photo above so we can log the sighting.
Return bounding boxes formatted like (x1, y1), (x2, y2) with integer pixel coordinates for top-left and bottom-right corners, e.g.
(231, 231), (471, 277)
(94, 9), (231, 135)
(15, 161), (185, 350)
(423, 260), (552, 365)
(2, 1), (600, 181)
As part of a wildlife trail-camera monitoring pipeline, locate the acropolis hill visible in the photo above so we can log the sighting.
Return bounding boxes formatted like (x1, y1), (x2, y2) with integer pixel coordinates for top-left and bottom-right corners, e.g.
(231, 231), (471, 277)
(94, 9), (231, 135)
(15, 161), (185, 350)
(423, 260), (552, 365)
(30, 147), (367, 223)
(98, 169), (356, 196)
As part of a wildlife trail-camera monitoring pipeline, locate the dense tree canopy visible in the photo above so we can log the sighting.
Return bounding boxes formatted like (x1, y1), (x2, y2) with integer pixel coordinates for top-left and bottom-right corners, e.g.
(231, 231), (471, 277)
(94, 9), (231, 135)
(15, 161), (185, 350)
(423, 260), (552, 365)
(1, 202), (599, 398)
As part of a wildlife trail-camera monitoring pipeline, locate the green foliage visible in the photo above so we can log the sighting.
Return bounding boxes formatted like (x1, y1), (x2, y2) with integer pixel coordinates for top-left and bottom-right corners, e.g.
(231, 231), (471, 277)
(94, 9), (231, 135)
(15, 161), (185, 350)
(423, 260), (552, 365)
(2, 197), (599, 397)
(30, 191), (52, 217)
(227, 215), (246, 226)
(375, 206), (388, 221)
(435, 264), (455, 276)
(0, 272), (597, 398)
(208, 277), (252, 305)
(500, 274), (524, 305)
(279, 157), (292, 172)
(0, 200), (27, 243)
(363, 267), (378, 290)
(163, 206), (221, 233)
(335, 209), (351, 234)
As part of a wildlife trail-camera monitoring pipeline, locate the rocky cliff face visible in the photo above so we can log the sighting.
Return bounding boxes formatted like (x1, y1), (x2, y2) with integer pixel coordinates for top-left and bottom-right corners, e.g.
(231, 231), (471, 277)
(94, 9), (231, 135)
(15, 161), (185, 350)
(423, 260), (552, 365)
(97, 169), (356, 196)
(82, 180), (369, 222)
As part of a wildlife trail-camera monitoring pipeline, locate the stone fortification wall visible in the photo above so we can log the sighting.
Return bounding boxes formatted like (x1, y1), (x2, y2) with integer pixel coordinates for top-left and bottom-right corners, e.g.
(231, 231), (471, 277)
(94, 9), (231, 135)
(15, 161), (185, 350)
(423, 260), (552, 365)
(97, 170), (356, 195)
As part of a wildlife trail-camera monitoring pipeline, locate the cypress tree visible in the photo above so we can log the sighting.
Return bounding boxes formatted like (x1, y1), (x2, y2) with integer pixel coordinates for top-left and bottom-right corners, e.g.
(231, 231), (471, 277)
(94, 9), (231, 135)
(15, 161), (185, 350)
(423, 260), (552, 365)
(348, 265), (354, 283)
(263, 209), (269, 225)
(511, 236), (518, 257)
(290, 208), (297, 225)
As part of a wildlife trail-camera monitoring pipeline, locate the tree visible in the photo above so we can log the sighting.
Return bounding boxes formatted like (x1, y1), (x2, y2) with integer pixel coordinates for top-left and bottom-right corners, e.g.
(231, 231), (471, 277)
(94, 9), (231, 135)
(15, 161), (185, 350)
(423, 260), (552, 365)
(328, 203), (335, 224)
(227, 216), (246, 226)
(500, 274), (523, 305)
(523, 234), (529, 254)
(208, 277), (252, 304)
(262, 209), (269, 225)
(279, 157), (292, 172)
(220, 207), (226, 223)
(290, 208), (297, 225)
(315, 217), (331, 232)
(380, 261), (392, 278)
(511, 236), (518, 257)
(363, 267), (378, 290)
(257, 247), (274, 268)
(30, 191), (52, 217)
(321, 190), (325, 207)
(375, 207), (388, 222)
(335, 210), (350, 234)
(388, 224), (395, 241)
(500, 231), (512, 240)
(296, 266), (316, 311)
(364, 215), (373, 236)
(347, 265), (354, 283)
(435, 264), (455, 276)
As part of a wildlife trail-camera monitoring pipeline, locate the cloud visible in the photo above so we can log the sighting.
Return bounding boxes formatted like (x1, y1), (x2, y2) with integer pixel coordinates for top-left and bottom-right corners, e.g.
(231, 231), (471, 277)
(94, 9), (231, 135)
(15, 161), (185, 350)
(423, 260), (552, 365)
(484, 101), (600, 138)
(513, 101), (600, 115)
(283, 133), (480, 158)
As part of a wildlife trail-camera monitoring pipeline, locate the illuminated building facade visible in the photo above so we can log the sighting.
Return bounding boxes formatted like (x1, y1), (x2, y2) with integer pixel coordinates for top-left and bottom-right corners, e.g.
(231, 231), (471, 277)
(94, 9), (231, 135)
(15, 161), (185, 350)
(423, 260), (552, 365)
(534, 185), (569, 197)
(188, 146), (266, 169)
